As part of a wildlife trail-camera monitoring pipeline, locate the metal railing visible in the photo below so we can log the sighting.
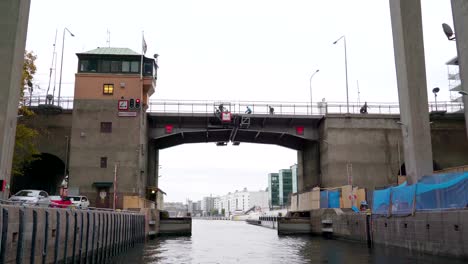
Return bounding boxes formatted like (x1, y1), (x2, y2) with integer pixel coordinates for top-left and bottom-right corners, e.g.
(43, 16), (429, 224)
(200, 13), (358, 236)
(147, 99), (465, 116)
(21, 96), (465, 116)
(22, 96), (74, 110)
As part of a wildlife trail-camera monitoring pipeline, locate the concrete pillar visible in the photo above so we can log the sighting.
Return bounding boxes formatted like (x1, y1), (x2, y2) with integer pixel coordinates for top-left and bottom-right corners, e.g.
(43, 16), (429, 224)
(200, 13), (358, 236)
(451, 0), (468, 140)
(296, 141), (320, 192)
(389, 0), (433, 184)
(0, 0), (31, 199)
(147, 141), (159, 187)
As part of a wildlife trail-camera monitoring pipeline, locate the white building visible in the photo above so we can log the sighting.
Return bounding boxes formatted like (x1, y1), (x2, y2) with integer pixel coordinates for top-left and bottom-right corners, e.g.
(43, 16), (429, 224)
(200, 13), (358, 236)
(217, 188), (269, 216)
(201, 196), (215, 216)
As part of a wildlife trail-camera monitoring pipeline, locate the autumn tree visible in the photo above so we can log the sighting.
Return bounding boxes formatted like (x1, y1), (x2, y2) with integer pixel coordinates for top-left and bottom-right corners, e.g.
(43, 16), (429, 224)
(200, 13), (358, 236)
(12, 51), (39, 177)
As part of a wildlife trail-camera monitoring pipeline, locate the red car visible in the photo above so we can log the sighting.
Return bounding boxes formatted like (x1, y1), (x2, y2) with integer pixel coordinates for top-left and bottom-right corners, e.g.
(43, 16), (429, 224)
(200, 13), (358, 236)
(49, 196), (73, 208)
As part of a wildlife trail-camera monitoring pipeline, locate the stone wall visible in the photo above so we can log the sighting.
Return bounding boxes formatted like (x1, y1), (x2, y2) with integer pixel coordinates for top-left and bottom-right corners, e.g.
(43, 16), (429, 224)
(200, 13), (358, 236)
(0, 205), (145, 263)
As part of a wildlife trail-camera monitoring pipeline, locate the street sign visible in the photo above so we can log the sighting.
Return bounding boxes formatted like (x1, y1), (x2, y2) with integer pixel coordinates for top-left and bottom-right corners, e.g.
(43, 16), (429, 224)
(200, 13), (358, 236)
(221, 112), (231, 122)
(118, 100), (129, 110)
(118, 112), (137, 117)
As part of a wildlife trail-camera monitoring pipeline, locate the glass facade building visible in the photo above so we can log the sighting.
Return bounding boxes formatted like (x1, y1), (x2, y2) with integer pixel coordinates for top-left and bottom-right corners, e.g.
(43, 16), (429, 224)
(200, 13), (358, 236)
(279, 169), (293, 206)
(268, 173), (280, 207)
(291, 164), (298, 193)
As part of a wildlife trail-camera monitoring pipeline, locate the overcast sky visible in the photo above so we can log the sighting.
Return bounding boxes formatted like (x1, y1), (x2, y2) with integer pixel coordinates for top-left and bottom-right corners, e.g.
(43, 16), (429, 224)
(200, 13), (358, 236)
(26, 0), (457, 202)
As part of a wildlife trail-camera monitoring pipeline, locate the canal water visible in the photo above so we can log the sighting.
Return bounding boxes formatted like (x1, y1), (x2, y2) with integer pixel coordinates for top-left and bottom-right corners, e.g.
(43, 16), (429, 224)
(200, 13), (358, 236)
(114, 219), (465, 264)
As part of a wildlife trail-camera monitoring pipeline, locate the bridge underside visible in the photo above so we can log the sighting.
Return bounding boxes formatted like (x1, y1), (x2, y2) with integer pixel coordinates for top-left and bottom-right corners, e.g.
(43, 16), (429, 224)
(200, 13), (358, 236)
(153, 129), (310, 150)
(148, 113), (322, 150)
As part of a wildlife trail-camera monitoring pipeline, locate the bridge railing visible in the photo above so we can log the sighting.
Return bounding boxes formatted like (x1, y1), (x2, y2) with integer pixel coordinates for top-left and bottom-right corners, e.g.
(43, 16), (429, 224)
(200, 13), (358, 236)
(22, 96), (74, 110)
(22, 96), (464, 115)
(147, 99), (465, 115)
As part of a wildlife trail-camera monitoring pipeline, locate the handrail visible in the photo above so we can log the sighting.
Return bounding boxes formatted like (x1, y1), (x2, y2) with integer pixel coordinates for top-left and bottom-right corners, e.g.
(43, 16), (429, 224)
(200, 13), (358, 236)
(21, 96), (465, 116)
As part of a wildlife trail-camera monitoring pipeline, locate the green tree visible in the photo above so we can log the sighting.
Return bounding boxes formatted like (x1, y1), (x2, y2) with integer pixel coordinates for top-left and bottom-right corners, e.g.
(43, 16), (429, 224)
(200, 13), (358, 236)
(210, 208), (218, 216)
(12, 51), (39, 177)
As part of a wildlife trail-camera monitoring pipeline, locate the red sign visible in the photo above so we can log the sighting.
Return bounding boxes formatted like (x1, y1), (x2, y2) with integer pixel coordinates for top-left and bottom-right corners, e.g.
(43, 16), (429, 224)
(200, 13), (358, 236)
(165, 125), (174, 134)
(221, 112), (232, 122)
(296, 126), (304, 135)
(118, 100), (129, 110)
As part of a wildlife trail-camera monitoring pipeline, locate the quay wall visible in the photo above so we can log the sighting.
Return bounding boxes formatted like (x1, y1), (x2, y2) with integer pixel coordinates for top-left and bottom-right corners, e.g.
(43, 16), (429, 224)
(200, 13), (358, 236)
(308, 208), (468, 259)
(0, 205), (145, 264)
(372, 210), (468, 259)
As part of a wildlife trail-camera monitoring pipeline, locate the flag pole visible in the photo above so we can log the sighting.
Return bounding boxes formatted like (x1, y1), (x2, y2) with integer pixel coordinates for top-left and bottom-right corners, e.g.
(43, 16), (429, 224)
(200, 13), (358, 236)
(140, 31), (145, 80)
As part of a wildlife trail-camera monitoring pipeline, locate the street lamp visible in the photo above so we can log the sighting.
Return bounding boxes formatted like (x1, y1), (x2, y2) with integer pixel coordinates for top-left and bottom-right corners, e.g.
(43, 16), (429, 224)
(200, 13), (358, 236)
(333, 35), (349, 114)
(309, 69), (319, 114)
(442, 23), (456, 41)
(58, 27), (75, 107)
(432, 87), (440, 111)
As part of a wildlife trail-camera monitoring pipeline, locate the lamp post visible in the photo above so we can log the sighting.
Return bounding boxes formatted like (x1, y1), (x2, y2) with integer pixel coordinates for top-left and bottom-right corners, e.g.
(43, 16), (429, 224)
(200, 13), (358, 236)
(333, 35), (349, 114)
(432, 87), (440, 111)
(309, 69), (319, 114)
(57, 27), (75, 107)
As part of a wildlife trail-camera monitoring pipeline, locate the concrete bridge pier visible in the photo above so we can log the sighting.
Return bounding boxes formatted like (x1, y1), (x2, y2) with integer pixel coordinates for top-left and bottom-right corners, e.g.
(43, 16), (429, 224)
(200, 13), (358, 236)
(451, 0), (468, 140)
(147, 141), (160, 189)
(389, 0), (433, 184)
(297, 142), (320, 192)
(0, 0), (31, 199)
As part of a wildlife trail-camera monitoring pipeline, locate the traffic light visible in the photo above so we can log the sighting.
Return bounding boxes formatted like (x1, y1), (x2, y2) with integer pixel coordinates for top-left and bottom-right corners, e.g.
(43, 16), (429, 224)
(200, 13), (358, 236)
(129, 99), (135, 109)
(135, 98), (141, 109)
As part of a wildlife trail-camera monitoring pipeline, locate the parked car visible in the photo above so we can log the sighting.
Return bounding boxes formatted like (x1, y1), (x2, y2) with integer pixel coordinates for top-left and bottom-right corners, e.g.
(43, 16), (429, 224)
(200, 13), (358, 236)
(67, 195), (90, 209)
(49, 196), (73, 208)
(9, 190), (50, 206)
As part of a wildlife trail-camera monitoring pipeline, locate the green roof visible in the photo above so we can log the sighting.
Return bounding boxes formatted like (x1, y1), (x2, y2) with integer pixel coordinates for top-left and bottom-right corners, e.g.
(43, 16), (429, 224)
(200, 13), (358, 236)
(79, 47), (140, 56)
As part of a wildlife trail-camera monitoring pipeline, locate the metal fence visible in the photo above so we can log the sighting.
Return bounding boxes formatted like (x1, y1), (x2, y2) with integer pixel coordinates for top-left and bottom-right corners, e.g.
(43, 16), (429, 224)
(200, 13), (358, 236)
(22, 96), (465, 116)
(22, 96), (74, 110)
(147, 99), (465, 116)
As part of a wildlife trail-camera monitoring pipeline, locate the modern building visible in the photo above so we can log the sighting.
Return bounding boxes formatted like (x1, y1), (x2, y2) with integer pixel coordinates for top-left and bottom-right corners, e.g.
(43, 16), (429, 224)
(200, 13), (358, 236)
(279, 169), (293, 206)
(291, 164), (298, 193)
(268, 173), (280, 208)
(201, 196), (215, 216)
(67, 47), (158, 208)
(217, 188), (269, 216)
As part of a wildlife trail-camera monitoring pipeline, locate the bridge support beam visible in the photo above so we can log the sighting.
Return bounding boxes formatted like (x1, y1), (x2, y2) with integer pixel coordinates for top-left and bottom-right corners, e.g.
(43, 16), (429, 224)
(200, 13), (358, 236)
(0, 0), (31, 199)
(297, 142), (320, 192)
(389, 0), (433, 184)
(451, 0), (468, 140)
(147, 141), (159, 188)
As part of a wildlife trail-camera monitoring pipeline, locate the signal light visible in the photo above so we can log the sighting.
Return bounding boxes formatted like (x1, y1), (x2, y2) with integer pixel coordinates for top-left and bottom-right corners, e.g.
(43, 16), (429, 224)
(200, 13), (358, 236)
(129, 99), (135, 109)
(135, 98), (141, 109)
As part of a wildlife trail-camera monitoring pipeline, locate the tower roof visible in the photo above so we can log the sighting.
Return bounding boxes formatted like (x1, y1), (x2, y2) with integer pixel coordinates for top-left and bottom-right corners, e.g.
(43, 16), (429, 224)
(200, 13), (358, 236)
(78, 47), (140, 56)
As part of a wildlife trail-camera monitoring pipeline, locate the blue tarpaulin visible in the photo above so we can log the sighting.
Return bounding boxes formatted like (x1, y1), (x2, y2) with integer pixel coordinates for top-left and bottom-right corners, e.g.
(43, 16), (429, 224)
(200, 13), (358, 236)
(372, 172), (468, 215)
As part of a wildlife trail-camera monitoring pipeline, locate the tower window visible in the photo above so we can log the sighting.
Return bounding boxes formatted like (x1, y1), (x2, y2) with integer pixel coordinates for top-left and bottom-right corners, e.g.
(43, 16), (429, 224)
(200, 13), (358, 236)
(103, 84), (114, 95)
(100, 122), (112, 133)
(100, 157), (108, 168)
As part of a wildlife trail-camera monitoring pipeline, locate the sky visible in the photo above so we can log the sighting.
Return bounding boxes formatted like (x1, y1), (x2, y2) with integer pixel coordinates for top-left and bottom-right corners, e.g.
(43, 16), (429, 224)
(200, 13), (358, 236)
(26, 0), (458, 202)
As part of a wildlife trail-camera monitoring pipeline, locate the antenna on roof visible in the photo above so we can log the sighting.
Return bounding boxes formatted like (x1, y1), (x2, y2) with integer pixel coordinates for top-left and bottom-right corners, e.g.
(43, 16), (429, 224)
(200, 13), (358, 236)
(106, 29), (111, 47)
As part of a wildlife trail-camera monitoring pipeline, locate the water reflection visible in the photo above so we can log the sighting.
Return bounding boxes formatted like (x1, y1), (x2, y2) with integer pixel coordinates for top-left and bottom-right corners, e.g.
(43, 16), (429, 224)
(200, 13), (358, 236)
(114, 220), (465, 264)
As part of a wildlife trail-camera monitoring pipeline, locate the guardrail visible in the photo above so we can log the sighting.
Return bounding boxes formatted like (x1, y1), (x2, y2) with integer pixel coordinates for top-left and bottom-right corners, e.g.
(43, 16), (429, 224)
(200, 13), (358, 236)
(147, 99), (464, 115)
(0, 199), (140, 213)
(22, 96), (465, 116)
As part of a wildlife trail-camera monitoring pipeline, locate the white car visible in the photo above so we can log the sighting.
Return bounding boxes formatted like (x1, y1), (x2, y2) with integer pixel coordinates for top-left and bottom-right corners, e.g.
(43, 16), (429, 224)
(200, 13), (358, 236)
(67, 196), (90, 209)
(9, 190), (50, 206)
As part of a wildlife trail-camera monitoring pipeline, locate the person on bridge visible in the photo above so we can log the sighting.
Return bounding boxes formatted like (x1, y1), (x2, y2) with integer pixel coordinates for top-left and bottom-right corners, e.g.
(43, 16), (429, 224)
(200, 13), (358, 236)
(268, 105), (274, 115)
(360, 102), (369, 114)
(218, 103), (224, 113)
(245, 106), (252, 114)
